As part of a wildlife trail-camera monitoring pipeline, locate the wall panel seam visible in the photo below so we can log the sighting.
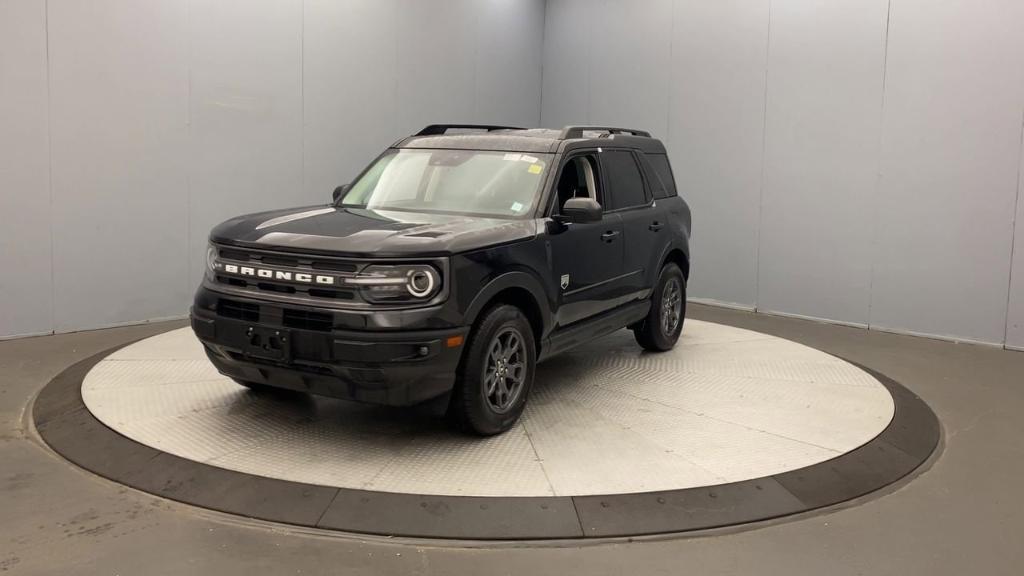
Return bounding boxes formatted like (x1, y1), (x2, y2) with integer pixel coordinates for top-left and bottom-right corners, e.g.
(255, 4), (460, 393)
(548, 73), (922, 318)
(866, 0), (894, 331)
(44, 0), (55, 336)
(185, 0), (194, 309)
(663, 0), (675, 148)
(752, 0), (773, 312)
(536, 0), (546, 127)
(300, 0), (306, 196)
(586, 2), (594, 123)
(1003, 108), (1024, 345)
(472, 3), (480, 122)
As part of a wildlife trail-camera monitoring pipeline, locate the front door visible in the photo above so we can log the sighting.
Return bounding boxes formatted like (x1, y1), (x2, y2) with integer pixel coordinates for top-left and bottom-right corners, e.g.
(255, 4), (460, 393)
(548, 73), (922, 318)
(546, 152), (626, 327)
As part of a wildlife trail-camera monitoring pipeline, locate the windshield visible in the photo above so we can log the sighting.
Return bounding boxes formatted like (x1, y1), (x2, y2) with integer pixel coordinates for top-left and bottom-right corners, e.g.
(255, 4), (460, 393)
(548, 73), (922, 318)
(340, 149), (551, 218)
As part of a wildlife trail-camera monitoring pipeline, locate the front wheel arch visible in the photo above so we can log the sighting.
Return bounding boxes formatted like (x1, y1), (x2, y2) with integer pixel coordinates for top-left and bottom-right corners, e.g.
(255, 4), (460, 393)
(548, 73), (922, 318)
(463, 271), (551, 350)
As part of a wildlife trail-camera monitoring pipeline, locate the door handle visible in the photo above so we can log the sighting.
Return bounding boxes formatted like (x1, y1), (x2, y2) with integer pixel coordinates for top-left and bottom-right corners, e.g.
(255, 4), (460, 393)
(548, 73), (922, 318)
(600, 230), (620, 242)
(649, 221), (664, 232)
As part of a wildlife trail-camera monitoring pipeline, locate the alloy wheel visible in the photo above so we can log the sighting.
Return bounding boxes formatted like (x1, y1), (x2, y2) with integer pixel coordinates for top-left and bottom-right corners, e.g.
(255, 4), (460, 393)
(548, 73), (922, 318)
(661, 278), (682, 336)
(483, 327), (527, 414)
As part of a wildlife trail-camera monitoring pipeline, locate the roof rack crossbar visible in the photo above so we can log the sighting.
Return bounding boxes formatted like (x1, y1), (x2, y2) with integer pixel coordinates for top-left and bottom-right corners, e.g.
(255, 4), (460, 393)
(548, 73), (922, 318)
(415, 124), (525, 136)
(558, 125), (652, 139)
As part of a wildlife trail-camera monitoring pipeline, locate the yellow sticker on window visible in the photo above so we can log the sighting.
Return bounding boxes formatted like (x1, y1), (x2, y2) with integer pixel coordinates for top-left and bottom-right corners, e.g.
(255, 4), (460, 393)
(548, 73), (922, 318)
(527, 164), (543, 174)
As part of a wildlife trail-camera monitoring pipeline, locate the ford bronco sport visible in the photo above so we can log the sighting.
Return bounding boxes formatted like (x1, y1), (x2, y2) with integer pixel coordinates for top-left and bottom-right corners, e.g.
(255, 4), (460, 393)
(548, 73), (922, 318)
(191, 124), (692, 435)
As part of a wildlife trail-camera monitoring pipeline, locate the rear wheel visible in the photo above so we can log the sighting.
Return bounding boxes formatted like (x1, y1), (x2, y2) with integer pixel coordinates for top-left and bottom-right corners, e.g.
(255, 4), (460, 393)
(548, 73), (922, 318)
(634, 262), (686, 351)
(448, 304), (536, 435)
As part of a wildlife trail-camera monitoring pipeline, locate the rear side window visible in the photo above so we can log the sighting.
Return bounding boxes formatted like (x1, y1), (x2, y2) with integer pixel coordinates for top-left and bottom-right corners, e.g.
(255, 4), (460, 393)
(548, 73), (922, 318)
(646, 153), (677, 199)
(601, 150), (648, 210)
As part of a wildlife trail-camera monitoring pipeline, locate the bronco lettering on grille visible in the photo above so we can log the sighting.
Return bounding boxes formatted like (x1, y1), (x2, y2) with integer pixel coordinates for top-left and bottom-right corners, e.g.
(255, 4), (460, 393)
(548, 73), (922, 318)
(222, 263), (336, 285)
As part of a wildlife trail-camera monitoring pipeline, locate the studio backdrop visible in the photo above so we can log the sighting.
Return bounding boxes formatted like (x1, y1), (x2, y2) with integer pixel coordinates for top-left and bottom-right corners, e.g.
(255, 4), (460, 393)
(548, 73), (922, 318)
(2, 0), (1023, 350)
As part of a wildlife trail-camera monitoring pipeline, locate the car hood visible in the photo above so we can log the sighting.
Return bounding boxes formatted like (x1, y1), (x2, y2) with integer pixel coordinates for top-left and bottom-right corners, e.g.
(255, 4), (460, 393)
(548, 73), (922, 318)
(209, 205), (539, 257)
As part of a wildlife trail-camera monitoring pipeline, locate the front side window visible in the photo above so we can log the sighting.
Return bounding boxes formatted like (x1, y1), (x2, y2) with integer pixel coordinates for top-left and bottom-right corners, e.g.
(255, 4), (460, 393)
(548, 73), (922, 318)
(553, 154), (601, 214)
(340, 149), (552, 218)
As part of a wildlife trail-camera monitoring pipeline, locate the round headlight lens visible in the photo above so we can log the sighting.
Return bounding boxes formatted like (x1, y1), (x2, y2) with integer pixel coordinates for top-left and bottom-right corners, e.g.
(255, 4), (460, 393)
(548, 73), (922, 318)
(349, 264), (443, 303)
(407, 268), (436, 297)
(206, 245), (218, 271)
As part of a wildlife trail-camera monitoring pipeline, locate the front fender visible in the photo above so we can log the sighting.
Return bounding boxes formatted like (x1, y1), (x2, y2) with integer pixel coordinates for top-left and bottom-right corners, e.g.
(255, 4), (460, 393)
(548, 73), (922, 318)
(463, 270), (553, 337)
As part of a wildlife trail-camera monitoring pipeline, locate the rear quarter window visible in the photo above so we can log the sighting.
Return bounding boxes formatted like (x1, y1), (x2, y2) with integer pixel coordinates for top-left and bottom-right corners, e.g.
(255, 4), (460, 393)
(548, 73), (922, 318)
(646, 153), (677, 199)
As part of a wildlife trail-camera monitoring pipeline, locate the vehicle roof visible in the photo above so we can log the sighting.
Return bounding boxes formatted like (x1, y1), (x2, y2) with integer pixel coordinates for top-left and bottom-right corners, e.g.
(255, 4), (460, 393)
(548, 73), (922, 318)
(394, 127), (668, 155)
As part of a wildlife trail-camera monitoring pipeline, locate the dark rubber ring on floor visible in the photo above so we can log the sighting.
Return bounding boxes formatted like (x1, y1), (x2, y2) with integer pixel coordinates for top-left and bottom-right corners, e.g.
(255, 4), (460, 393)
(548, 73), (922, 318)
(33, 339), (940, 540)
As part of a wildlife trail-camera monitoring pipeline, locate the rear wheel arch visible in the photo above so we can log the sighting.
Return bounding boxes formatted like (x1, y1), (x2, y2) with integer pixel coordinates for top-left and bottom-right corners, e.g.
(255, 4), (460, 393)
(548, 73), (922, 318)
(662, 247), (689, 281)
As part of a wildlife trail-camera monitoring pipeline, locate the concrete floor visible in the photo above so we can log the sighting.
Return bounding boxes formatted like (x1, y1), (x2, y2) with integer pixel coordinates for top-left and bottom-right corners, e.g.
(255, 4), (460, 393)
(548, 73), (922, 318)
(2, 304), (1022, 575)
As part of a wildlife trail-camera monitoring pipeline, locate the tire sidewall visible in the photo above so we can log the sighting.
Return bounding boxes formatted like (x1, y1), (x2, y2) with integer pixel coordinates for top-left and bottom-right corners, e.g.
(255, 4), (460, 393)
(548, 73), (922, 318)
(650, 263), (686, 349)
(456, 304), (536, 435)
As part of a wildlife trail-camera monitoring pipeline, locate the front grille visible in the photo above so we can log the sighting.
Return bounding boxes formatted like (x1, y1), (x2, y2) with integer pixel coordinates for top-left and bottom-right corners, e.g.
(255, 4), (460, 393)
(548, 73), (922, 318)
(312, 260), (357, 273)
(216, 297), (333, 333)
(217, 299), (259, 322)
(216, 274), (355, 300)
(282, 309), (333, 332)
(214, 245), (361, 302)
(308, 288), (354, 300)
(257, 282), (296, 294)
(219, 248), (251, 262)
(217, 246), (358, 273)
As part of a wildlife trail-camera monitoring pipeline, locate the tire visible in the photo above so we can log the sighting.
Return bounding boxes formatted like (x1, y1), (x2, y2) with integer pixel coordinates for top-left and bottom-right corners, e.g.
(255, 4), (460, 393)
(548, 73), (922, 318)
(633, 262), (686, 351)
(447, 304), (536, 435)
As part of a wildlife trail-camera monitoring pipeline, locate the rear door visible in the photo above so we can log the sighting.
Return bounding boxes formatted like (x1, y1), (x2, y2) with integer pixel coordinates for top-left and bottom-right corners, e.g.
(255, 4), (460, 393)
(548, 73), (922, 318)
(600, 149), (665, 300)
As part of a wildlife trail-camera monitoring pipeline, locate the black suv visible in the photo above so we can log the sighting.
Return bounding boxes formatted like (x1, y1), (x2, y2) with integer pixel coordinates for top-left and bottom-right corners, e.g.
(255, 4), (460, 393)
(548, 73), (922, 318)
(191, 125), (692, 435)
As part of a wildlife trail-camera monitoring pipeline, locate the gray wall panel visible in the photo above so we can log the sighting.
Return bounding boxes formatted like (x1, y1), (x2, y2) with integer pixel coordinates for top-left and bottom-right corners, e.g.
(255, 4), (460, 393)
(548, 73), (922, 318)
(186, 0), (304, 289)
(869, 0), (1024, 343)
(393, 0), (476, 136)
(302, 0), (545, 207)
(11, 0), (1021, 347)
(1, 0), (546, 339)
(0, 0), (52, 338)
(757, 0), (887, 325)
(541, 0), (672, 134)
(303, 0), (400, 200)
(1004, 120), (1024, 350)
(540, 0), (592, 127)
(474, 0), (546, 128)
(588, 0), (672, 136)
(667, 0), (769, 308)
(47, 0), (190, 333)
(542, 0), (1024, 346)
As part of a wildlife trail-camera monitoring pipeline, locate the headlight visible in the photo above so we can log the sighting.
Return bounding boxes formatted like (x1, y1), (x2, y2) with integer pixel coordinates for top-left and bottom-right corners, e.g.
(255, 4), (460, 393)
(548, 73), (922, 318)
(205, 244), (219, 280)
(346, 264), (442, 303)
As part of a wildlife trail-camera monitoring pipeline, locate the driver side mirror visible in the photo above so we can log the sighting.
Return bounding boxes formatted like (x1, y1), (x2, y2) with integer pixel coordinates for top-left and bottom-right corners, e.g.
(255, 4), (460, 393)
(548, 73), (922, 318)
(559, 197), (603, 224)
(332, 184), (350, 203)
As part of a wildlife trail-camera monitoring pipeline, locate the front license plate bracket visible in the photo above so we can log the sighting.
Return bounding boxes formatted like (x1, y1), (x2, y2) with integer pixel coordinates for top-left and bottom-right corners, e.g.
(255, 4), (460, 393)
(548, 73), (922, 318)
(243, 326), (291, 362)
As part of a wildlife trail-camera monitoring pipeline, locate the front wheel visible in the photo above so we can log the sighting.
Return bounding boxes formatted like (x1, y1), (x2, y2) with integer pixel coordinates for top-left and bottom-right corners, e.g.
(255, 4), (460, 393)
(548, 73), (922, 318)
(447, 304), (536, 435)
(633, 263), (686, 351)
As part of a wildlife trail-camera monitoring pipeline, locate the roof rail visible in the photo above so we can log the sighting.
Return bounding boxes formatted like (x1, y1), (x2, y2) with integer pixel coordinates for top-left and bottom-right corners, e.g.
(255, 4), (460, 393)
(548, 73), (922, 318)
(414, 124), (524, 136)
(558, 125), (652, 140)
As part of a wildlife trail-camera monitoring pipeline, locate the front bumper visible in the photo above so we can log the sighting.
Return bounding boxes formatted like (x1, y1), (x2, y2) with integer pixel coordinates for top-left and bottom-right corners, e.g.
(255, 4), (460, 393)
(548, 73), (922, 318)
(190, 291), (469, 406)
